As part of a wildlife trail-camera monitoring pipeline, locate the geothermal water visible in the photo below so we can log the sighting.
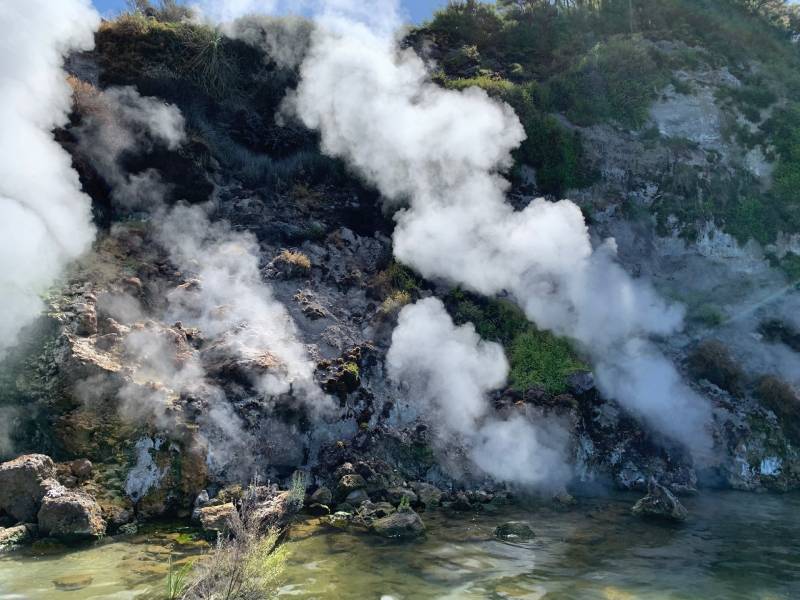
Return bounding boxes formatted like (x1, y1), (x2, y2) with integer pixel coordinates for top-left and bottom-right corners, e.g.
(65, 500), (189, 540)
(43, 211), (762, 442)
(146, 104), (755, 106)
(2, 492), (799, 599)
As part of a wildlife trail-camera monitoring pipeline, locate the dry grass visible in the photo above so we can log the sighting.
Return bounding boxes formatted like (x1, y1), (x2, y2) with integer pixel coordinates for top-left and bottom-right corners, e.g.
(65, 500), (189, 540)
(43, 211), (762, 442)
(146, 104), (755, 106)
(277, 250), (311, 270)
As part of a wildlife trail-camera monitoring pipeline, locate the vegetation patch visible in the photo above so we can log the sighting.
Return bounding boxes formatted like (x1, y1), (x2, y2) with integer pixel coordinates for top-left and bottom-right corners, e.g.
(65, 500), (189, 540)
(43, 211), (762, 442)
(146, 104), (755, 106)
(444, 289), (585, 394)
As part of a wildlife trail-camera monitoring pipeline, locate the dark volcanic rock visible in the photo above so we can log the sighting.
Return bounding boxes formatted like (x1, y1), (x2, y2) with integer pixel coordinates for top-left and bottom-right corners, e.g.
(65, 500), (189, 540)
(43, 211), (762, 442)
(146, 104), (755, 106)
(370, 508), (425, 540)
(494, 522), (535, 541)
(632, 479), (689, 522)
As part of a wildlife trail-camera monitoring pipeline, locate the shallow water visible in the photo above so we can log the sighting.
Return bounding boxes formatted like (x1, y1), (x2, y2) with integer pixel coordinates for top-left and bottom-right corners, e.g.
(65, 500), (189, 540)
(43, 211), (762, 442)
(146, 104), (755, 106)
(1, 492), (799, 599)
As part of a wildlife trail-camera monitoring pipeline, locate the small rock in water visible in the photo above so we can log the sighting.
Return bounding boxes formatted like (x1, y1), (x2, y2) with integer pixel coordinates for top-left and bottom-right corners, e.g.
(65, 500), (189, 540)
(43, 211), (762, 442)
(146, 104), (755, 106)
(494, 522), (535, 541)
(631, 479), (688, 522)
(371, 508), (425, 539)
(307, 503), (331, 517)
(53, 574), (93, 591)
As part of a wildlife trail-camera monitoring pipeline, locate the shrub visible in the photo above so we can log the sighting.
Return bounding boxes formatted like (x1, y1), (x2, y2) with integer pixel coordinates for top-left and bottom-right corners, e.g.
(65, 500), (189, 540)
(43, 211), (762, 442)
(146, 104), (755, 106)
(182, 486), (288, 600)
(687, 339), (745, 397)
(756, 375), (800, 443)
(445, 290), (585, 394)
(552, 36), (668, 128)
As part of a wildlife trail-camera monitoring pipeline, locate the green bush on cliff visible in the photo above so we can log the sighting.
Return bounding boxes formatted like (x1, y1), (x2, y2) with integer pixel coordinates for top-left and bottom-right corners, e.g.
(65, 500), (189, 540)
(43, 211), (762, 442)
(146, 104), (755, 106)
(445, 290), (585, 394)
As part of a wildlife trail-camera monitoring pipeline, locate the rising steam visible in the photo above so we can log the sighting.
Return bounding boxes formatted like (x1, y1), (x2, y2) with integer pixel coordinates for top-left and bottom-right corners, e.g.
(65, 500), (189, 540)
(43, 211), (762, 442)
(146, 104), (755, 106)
(388, 298), (572, 489)
(0, 0), (99, 355)
(283, 0), (712, 470)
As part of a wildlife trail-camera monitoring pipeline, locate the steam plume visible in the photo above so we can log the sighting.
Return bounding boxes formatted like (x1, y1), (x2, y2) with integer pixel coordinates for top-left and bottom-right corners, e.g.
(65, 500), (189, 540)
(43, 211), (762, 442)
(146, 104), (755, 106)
(0, 0), (100, 355)
(388, 298), (572, 488)
(285, 0), (712, 460)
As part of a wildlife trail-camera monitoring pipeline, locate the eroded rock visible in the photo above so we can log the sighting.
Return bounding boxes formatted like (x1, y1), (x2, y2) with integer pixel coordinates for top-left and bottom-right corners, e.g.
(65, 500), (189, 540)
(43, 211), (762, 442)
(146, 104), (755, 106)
(0, 454), (57, 522)
(632, 479), (689, 522)
(37, 487), (106, 539)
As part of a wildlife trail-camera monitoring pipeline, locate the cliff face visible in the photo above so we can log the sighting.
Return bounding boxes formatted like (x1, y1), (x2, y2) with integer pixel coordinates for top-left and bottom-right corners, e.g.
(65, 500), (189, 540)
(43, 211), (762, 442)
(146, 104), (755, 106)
(3, 1), (800, 527)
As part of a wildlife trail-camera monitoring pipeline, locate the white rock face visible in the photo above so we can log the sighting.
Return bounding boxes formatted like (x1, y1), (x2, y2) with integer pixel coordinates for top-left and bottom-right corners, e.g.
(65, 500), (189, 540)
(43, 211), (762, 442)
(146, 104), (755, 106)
(651, 86), (723, 147)
(124, 437), (166, 502)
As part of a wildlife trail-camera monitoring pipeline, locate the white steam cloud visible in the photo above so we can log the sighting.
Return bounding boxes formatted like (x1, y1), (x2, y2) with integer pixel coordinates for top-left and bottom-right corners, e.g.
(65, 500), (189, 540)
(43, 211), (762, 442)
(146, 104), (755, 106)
(72, 84), (331, 477)
(0, 0), (100, 355)
(388, 298), (572, 489)
(284, 0), (712, 469)
(73, 84), (186, 207)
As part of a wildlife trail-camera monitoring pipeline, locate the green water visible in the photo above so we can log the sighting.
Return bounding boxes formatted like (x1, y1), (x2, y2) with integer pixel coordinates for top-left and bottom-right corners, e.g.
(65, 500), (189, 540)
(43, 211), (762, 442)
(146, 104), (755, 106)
(1, 492), (799, 599)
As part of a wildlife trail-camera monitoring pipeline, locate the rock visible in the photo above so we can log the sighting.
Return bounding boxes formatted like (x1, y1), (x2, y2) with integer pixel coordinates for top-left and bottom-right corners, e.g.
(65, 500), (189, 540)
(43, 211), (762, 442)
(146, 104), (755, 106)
(0, 524), (33, 548)
(411, 482), (442, 508)
(356, 501), (395, 522)
(70, 459), (93, 481)
(0, 454), (57, 522)
(386, 487), (417, 507)
(345, 489), (369, 506)
(75, 302), (98, 336)
(306, 503), (331, 517)
(53, 574), (93, 591)
(371, 508), (425, 540)
(37, 487), (107, 539)
(322, 511), (359, 530)
(494, 522), (535, 541)
(450, 492), (472, 512)
(197, 503), (236, 534)
(566, 371), (595, 396)
(632, 479), (689, 522)
(310, 486), (333, 506)
(337, 473), (367, 499)
(252, 490), (301, 531)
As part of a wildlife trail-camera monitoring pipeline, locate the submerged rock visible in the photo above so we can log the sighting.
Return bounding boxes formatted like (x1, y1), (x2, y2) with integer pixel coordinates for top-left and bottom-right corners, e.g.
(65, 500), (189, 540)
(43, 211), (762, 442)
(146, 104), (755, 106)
(0, 454), (58, 522)
(632, 479), (689, 522)
(37, 487), (106, 540)
(370, 508), (425, 540)
(494, 522), (535, 541)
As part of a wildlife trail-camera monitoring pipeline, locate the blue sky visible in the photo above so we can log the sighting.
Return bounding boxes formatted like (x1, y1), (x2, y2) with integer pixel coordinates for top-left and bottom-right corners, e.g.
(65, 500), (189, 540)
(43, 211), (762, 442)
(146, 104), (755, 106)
(91, 0), (449, 23)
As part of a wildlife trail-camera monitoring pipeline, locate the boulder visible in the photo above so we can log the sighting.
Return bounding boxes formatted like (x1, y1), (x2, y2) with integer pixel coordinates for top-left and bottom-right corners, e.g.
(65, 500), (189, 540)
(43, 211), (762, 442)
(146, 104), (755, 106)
(386, 487), (417, 507)
(197, 503), (236, 534)
(337, 473), (366, 499)
(371, 508), (425, 540)
(411, 482), (442, 508)
(0, 454), (57, 522)
(37, 487), (106, 539)
(344, 489), (369, 506)
(495, 522), (535, 541)
(310, 486), (333, 506)
(306, 503), (331, 517)
(0, 524), (34, 548)
(70, 459), (93, 481)
(632, 479), (688, 522)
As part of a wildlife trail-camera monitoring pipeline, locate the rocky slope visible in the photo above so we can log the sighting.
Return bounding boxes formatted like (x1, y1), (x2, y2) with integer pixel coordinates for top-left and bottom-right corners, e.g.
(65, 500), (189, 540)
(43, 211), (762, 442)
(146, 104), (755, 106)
(3, 1), (800, 543)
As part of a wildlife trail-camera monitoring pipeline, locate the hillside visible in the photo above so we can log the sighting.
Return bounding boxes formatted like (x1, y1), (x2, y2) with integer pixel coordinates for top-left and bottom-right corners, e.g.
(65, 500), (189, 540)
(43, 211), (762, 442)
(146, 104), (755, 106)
(3, 0), (800, 553)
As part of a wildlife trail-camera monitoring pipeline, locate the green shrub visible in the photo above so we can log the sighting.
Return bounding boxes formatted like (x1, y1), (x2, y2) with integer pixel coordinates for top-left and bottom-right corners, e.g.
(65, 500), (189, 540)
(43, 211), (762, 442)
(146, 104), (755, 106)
(552, 36), (668, 128)
(509, 330), (586, 394)
(445, 290), (585, 394)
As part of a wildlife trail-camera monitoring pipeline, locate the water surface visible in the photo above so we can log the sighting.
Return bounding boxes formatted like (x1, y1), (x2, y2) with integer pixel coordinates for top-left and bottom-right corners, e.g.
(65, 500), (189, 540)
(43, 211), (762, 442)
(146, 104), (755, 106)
(1, 492), (798, 599)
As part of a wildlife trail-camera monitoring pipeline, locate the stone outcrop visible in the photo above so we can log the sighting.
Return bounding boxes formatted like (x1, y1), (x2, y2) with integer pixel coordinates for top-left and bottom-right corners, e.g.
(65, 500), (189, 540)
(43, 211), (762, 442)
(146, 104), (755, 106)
(37, 486), (107, 539)
(0, 454), (58, 523)
(197, 503), (236, 534)
(632, 479), (689, 522)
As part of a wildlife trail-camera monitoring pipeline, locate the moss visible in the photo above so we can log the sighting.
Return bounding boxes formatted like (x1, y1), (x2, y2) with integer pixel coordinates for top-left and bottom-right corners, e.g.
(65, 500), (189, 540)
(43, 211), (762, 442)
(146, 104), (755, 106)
(342, 362), (360, 379)
(444, 289), (585, 394)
